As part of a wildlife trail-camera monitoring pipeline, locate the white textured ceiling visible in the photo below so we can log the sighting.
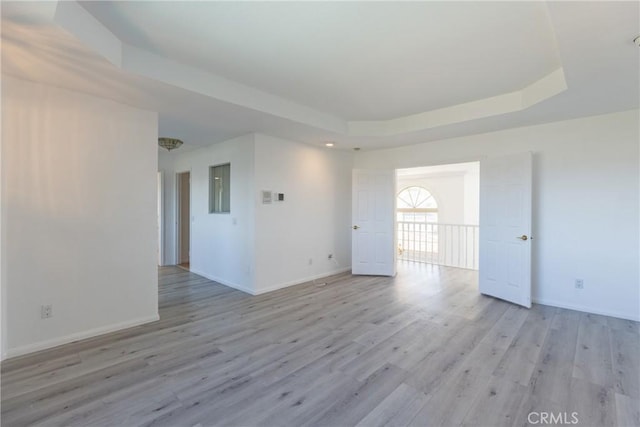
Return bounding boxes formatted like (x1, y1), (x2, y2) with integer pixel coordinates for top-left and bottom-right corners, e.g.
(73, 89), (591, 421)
(78, 1), (561, 121)
(1, 1), (639, 151)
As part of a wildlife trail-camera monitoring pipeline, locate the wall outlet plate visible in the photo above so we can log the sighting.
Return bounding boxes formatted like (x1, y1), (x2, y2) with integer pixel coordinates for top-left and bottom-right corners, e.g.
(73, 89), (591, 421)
(41, 304), (53, 319)
(575, 279), (584, 289)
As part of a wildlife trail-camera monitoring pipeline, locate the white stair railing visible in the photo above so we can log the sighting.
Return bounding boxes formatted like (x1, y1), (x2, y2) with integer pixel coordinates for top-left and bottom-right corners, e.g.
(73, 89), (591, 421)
(397, 222), (479, 270)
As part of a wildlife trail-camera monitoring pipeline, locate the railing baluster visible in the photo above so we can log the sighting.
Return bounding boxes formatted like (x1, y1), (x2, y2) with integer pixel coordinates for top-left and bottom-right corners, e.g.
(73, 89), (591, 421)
(456, 225), (459, 267)
(395, 221), (478, 270)
(421, 221), (425, 264)
(412, 221), (416, 261)
(456, 225), (459, 268)
(429, 223), (433, 264)
(442, 224), (445, 266)
(474, 226), (478, 269)
(464, 226), (468, 269)
(460, 225), (464, 268)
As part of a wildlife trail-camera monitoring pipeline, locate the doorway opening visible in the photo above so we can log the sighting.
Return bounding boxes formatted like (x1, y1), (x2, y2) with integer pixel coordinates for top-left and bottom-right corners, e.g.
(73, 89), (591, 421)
(396, 162), (480, 270)
(353, 154), (532, 308)
(176, 171), (190, 270)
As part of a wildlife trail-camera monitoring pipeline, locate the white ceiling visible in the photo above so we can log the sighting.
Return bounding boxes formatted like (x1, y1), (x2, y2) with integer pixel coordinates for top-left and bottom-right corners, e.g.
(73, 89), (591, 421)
(79, 1), (561, 121)
(2, 1), (639, 151)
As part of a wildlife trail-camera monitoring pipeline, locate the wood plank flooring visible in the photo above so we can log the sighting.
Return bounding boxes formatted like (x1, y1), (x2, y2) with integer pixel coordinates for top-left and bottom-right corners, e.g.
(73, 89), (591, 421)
(2, 262), (638, 426)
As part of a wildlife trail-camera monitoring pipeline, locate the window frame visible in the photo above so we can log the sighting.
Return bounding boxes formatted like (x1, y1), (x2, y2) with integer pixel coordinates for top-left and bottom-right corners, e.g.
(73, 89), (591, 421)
(209, 163), (231, 214)
(396, 186), (438, 223)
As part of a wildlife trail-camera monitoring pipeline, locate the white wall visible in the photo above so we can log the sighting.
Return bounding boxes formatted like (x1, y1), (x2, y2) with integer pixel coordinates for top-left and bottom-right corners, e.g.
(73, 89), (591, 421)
(158, 150), (174, 266)
(463, 171), (480, 225)
(160, 133), (353, 295)
(2, 76), (159, 358)
(253, 134), (353, 293)
(157, 172), (163, 265)
(356, 110), (640, 321)
(159, 135), (257, 293)
(1, 81), (4, 359)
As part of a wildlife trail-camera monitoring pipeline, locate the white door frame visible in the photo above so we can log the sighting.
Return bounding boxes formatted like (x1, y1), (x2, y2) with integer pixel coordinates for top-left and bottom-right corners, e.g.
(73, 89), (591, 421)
(175, 170), (191, 265)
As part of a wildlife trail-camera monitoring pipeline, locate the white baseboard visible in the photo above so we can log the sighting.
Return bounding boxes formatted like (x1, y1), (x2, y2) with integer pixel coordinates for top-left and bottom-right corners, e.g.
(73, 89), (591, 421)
(254, 267), (353, 295)
(189, 269), (255, 295)
(190, 267), (353, 296)
(4, 314), (160, 360)
(533, 297), (640, 322)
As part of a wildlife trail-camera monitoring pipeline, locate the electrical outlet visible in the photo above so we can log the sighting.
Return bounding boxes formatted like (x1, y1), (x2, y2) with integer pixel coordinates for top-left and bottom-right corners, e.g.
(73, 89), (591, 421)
(328, 254), (333, 260)
(308, 258), (313, 265)
(41, 304), (53, 319)
(575, 279), (584, 289)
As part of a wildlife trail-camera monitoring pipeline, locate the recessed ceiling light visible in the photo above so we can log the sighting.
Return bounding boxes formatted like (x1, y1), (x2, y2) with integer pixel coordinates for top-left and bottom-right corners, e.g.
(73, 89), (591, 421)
(325, 142), (335, 147)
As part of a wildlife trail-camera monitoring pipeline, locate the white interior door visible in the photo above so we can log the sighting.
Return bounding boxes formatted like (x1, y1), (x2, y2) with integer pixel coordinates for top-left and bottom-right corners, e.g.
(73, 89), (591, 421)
(479, 152), (532, 308)
(352, 169), (396, 276)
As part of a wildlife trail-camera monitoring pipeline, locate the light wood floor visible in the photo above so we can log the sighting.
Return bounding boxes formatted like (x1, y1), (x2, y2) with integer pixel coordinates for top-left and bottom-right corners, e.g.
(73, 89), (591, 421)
(2, 263), (639, 426)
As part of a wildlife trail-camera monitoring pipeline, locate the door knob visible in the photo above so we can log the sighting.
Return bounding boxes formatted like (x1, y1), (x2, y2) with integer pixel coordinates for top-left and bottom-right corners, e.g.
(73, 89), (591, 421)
(516, 235), (528, 241)
(353, 225), (360, 230)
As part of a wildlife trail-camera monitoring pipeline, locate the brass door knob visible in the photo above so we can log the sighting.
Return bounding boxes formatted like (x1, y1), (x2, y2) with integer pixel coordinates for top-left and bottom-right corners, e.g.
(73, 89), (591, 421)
(517, 235), (528, 241)
(353, 225), (360, 230)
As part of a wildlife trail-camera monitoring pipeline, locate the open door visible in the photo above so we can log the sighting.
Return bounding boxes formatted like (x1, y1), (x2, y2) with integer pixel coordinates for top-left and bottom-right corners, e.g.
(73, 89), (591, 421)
(177, 171), (190, 268)
(479, 152), (532, 308)
(352, 169), (396, 276)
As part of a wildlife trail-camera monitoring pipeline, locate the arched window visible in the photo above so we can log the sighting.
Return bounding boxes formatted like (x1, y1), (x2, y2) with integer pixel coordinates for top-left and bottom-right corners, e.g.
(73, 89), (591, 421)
(397, 186), (438, 222)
